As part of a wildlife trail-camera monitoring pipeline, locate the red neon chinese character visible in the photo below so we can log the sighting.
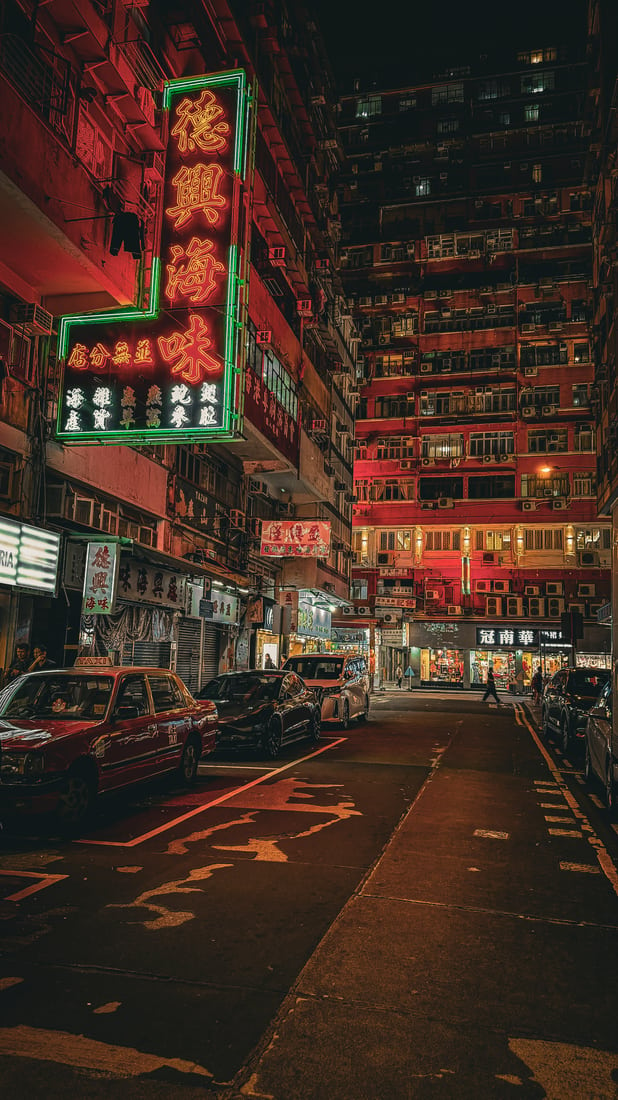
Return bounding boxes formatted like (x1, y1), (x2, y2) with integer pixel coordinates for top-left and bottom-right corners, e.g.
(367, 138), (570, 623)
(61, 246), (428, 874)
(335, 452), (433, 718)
(165, 237), (225, 305)
(166, 164), (226, 231)
(171, 89), (230, 155)
(112, 341), (131, 366)
(157, 314), (222, 385)
(89, 343), (112, 369)
(135, 338), (155, 365)
(68, 343), (89, 369)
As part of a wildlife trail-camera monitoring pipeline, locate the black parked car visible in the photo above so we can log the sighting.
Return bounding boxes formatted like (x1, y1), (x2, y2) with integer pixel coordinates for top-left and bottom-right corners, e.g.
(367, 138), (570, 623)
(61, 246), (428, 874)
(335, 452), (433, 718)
(197, 670), (321, 759)
(542, 667), (611, 752)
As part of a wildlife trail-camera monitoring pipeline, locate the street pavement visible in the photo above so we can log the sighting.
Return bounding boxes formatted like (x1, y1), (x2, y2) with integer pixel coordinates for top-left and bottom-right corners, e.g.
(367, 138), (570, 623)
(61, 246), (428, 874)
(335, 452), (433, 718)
(1, 692), (617, 1098)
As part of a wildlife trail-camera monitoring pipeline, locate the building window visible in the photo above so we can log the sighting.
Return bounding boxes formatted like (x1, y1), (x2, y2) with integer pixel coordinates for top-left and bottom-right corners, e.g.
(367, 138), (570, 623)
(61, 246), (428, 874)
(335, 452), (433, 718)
(415, 177), (431, 197)
(399, 95), (416, 111)
(437, 118), (459, 133)
(573, 473), (596, 497)
(486, 530), (511, 551)
(431, 83), (464, 105)
(352, 578), (368, 599)
(576, 528), (611, 551)
(527, 429), (567, 453)
(376, 436), (414, 459)
(499, 112), (511, 126)
(355, 479), (370, 502)
(469, 431), (514, 457)
(575, 425), (594, 451)
(380, 530), (411, 550)
(421, 433), (464, 460)
(532, 163), (542, 182)
(468, 475), (516, 499)
(374, 395), (409, 418)
(521, 72), (555, 95)
(524, 528), (564, 550)
(572, 384), (589, 407)
(355, 95), (382, 118)
(525, 104), (540, 121)
(426, 530), (455, 551)
(573, 342), (590, 363)
(521, 473), (569, 498)
(373, 480), (414, 502)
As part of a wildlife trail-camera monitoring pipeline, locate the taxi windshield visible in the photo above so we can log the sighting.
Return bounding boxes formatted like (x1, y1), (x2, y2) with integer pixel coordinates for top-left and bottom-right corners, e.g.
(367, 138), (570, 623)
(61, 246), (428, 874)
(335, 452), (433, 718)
(2, 674), (114, 720)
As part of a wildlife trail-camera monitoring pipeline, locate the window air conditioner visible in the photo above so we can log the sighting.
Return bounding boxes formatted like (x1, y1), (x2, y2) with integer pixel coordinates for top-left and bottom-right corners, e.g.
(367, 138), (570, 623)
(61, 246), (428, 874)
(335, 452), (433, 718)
(425, 589), (441, 601)
(524, 366), (538, 377)
(528, 598), (545, 617)
(486, 596), (503, 616)
(522, 499), (537, 510)
(506, 597), (523, 617)
(13, 302), (54, 335)
(577, 583), (595, 597)
(268, 246), (286, 266)
(483, 552), (496, 564)
(524, 585), (540, 597)
(578, 551), (599, 566)
(493, 580), (510, 593)
(548, 597), (565, 617)
(476, 581), (491, 593)
(438, 497), (454, 508)
(447, 605), (462, 616)
(377, 552), (394, 565)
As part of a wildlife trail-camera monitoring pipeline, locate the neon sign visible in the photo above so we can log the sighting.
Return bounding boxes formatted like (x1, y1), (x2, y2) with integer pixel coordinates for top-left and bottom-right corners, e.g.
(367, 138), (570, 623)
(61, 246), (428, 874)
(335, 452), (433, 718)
(56, 71), (255, 444)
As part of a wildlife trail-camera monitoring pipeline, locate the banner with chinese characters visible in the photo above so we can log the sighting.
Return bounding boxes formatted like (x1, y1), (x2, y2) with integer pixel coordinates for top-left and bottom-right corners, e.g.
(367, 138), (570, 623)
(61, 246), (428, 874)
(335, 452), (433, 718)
(297, 598), (331, 639)
(244, 365), (299, 464)
(476, 627), (540, 648)
(82, 542), (119, 615)
(116, 558), (186, 609)
(56, 71), (255, 444)
(260, 520), (331, 557)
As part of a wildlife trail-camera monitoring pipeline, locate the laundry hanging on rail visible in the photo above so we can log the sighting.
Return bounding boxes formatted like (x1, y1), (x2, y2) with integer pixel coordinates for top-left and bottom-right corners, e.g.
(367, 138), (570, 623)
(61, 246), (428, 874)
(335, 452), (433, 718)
(109, 211), (145, 259)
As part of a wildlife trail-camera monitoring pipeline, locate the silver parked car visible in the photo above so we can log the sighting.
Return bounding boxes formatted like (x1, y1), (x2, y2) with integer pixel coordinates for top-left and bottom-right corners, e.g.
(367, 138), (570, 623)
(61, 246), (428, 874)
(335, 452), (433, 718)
(584, 681), (616, 814)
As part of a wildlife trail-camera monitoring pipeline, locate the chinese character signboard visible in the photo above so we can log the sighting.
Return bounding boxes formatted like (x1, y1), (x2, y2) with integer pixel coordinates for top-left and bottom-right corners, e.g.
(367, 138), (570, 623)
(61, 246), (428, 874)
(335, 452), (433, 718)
(56, 71), (255, 444)
(297, 599), (331, 639)
(82, 542), (119, 615)
(116, 559), (186, 609)
(0, 517), (60, 595)
(260, 520), (331, 557)
(476, 627), (540, 648)
(244, 365), (299, 464)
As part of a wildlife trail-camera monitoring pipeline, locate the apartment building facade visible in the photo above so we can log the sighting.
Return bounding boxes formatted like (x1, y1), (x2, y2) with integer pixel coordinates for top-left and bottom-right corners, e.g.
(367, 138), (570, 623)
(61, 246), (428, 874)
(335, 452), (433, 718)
(0, 0), (355, 686)
(337, 43), (611, 690)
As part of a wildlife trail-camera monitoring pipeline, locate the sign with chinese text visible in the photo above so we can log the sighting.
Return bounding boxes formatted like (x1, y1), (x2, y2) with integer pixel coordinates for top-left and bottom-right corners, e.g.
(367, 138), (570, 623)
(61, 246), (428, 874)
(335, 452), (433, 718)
(209, 592), (239, 624)
(476, 627), (540, 648)
(244, 365), (299, 464)
(0, 516), (60, 594)
(260, 520), (331, 558)
(56, 71), (255, 444)
(116, 558), (186, 609)
(82, 542), (119, 615)
(379, 626), (406, 645)
(375, 596), (416, 609)
(277, 588), (299, 611)
(297, 600), (331, 639)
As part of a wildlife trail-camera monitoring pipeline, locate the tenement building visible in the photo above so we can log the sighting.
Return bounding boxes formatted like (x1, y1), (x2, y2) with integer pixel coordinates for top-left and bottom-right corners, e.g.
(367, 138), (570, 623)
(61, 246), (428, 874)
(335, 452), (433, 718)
(337, 42), (611, 690)
(0, 0), (356, 682)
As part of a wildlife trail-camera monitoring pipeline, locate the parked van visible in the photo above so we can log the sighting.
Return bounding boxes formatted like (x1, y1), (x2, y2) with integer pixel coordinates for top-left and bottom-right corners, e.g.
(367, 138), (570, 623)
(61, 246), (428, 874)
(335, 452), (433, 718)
(281, 653), (370, 728)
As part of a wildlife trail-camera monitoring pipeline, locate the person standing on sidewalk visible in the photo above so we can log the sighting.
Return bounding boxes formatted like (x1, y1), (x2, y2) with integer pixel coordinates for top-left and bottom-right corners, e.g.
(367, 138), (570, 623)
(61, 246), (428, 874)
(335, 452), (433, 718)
(531, 667), (543, 704)
(395, 664), (403, 689)
(483, 667), (500, 704)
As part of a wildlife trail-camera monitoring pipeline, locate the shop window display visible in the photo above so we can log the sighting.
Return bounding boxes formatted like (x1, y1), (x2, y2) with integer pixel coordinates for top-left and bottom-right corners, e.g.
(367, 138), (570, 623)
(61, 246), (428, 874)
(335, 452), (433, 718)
(421, 648), (464, 686)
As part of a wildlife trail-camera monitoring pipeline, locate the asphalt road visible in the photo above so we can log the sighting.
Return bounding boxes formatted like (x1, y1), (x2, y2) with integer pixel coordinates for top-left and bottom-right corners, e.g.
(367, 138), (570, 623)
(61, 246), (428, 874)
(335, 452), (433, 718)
(1, 691), (618, 1098)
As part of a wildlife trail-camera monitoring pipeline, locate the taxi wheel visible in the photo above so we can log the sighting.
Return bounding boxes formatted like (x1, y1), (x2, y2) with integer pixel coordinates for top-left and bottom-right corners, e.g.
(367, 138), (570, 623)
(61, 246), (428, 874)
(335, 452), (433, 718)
(263, 719), (282, 759)
(340, 700), (350, 730)
(178, 736), (200, 785)
(56, 767), (95, 829)
(308, 709), (321, 743)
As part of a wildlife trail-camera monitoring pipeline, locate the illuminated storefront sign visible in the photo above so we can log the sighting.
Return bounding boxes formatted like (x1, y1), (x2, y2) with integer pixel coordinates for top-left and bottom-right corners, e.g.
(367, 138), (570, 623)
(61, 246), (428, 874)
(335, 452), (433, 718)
(297, 599), (331, 639)
(82, 542), (119, 615)
(0, 517), (60, 594)
(56, 71), (255, 444)
(260, 520), (331, 557)
(476, 627), (543, 648)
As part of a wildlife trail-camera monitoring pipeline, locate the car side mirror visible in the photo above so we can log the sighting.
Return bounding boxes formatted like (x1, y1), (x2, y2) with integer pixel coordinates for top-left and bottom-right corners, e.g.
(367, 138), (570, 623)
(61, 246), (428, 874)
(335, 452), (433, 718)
(114, 704), (140, 721)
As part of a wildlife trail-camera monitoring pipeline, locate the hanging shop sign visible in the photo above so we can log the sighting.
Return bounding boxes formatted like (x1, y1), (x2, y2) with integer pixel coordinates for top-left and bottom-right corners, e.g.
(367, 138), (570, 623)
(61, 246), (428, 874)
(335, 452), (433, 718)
(82, 542), (119, 615)
(260, 520), (331, 557)
(277, 589), (299, 611)
(56, 71), (255, 445)
(297, 599), (331, 639)
(116, 558), (186, 609)
(476, 627), (547, 648)
(380, 626), (406, 645)
(375, 597), (416, 609)
(243, 365), (299, 464)
(202, 592), (239, 624)
(0, 517), (60, 595)
(246, 596), (264, 623)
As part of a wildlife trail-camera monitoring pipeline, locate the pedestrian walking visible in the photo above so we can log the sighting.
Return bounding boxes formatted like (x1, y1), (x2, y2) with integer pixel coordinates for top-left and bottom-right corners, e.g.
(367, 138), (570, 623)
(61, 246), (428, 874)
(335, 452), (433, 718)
(531, 666), (543, 705)
(264, 653), (275, 669)
(396, 664), (403, 689)
(482, 667), (500, 704)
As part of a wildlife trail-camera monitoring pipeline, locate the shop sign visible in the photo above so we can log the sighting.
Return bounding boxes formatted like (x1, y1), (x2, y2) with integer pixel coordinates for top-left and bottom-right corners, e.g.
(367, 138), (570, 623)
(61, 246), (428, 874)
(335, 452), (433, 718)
(246, 596), (264, 623)
(244, 365), (299, 464)
(332, 628), (368, 645)
(277, 589), (299, 610)
(375, 607), (401, 621)
(297, 600), (331, 639)
(0, 516), (60, 595)
(540, 629), (566, 644)
(375, 597), (416, 609)
(380, 627), (406, 645)
(173, 477), (213, 531)
(476, 627), (540, 648)
(82, 542), (119, 615)
(202, 592), (238, 623)
(116, 558), (186, 609)
(378, 567), (414, 578)
(260, 520), (331, 557)
(56, 71), (255, 445)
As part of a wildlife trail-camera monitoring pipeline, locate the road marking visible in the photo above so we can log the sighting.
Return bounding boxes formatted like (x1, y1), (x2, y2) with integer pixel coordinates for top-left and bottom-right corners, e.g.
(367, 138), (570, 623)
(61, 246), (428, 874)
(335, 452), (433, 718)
(589, 794), (604, 809)
(548, 828), (583, 838)
(473, 829), (509, 840)
(544, 816), (575, 823)
(514, 702), (618, 899)
(0, 870), (69, 903)
(77, 737), (347, 849)
(559, 862), (600, 873)
(540, 803), (567, 809)
(0, 1025), (212, 1079)
(93, 1002), (121, 1015)
(0, 978), (23, 992)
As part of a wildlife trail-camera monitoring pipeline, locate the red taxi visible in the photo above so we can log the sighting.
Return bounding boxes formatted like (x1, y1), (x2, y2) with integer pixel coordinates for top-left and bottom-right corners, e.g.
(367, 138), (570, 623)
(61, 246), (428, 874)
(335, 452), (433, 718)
(0, 666), (218, 827)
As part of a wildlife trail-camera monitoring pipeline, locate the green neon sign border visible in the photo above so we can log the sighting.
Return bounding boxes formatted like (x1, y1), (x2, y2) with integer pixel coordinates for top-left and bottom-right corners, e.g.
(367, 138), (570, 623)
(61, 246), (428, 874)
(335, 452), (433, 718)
(56, 69), (252, 445)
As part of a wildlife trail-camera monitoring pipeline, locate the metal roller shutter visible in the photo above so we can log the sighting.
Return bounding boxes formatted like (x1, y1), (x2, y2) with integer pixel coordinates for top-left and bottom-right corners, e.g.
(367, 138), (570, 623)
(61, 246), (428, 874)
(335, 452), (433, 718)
(201, 623), (220, 684)
(176, 617), (203, 694)
(125, 641), (172, 668)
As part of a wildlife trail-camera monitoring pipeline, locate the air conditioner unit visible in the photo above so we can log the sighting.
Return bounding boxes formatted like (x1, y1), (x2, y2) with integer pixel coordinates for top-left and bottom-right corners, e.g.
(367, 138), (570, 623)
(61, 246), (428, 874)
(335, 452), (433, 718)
(568, 601), (586, 615)
(524, 366), (539, 377)
(256, 330), (272, 346)
(142, 149), (165, 182)
(549, 322), (563, 332)
(524, 585), (540, 597)
(297, 299), (313, 315)
(521, 323), (536, 333)
(506, 597), (523, 617)
(73, 496), (97, 527)
(425, 589), (442, 601)
(447, 605), (462, 616)
(486, 596), (503, 616)
(359, 296), (372, 306)
(268, 246), (286, 266)
(552, 498), (567, 510)
(476, 580), (491, 593)
(542, 406), (553, 415)
(229, 509), (246, 528)
(310, 419), (328, 434)
(528, 597), (546, 617)
(522, 407), (535, 418)
(438, 497), (454, 508)
(377, 552), (395, 565)
(421, 500), (437, 508)
(522, 499), (537, 511)
(421, 457), (433, 466)
(425, 290), (437, 300)
(468, 249), (481, 259)
(420, 362), (433, 373)
(12, 302), (54, 335)
(578, 551), (599, 566)
(500, 454), (510, 462)
(548, 597), (565, 617)
(577, 583), (595, 597)
(493, 580), (510, 593)
(381, 612), (400, 624)
(487, 303), (497, 314)
(482, 454), (493, 463)
(392, 293), (405, 304)
(374, 295), (388, 306)
(378, 334), (390, 345)
(483, 552), (496, 565)
(400, 460), (414, 470)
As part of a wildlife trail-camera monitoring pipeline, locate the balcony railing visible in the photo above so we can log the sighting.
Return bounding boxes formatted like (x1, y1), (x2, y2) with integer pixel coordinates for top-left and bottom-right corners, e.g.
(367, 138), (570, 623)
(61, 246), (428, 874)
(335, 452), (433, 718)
(0, 33), (76, 144)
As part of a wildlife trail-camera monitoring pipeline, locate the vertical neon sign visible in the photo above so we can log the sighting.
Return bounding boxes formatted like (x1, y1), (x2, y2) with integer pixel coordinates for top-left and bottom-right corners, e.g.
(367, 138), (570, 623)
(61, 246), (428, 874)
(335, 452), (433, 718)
(55, 71), (255, 444)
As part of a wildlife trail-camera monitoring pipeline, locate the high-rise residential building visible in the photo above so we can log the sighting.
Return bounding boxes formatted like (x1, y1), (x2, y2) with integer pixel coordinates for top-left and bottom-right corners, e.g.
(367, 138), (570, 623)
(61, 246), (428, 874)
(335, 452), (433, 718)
(0, 0), (355, 682)
(337, 43), (611, 691)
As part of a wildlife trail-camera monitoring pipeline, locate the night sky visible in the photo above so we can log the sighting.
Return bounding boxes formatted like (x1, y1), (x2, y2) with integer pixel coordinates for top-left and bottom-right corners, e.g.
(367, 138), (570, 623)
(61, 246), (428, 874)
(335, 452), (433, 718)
(311, 0), (589, 88)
